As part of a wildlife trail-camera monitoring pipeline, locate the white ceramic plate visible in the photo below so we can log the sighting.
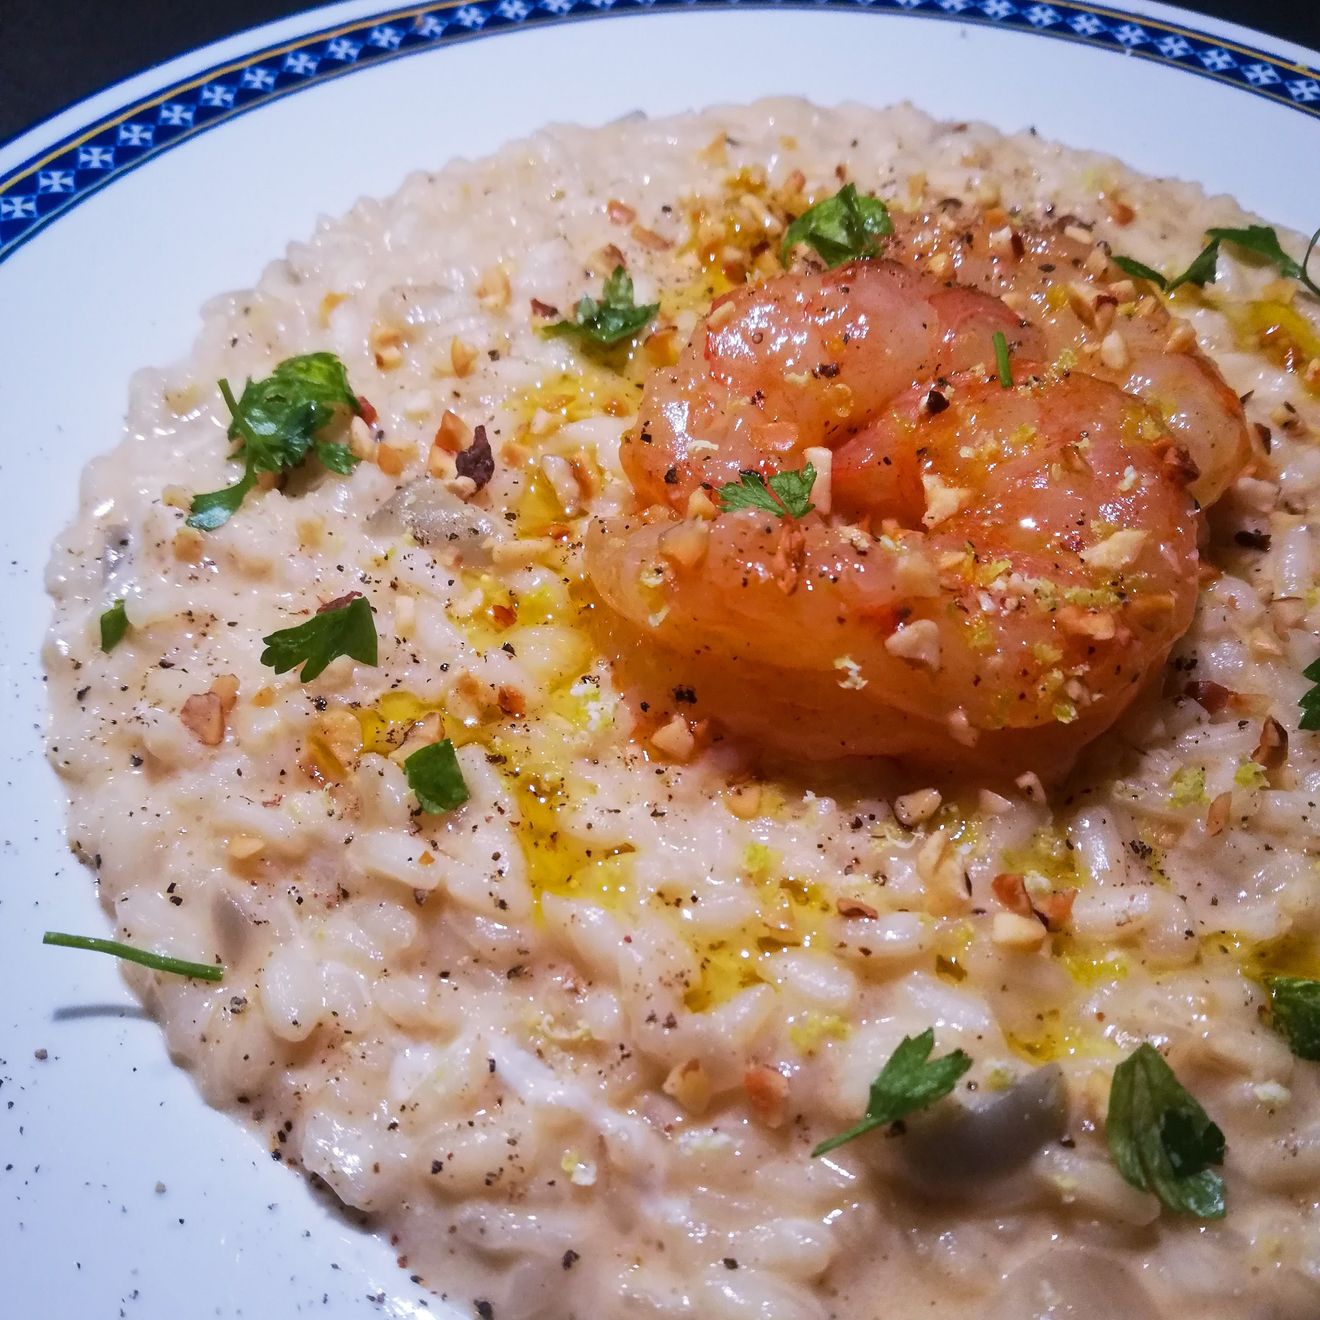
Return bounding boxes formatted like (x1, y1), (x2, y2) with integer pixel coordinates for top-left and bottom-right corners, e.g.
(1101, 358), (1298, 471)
(2, 2), (1317, 1315)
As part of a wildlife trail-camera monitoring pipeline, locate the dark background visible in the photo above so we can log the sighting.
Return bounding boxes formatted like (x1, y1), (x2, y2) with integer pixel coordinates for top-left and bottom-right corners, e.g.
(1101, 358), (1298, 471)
(2, 0), (1318, 145)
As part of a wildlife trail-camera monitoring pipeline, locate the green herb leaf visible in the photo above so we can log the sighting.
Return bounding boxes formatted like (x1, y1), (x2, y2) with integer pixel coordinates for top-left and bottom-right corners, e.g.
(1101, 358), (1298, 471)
(544, 266), (658, 348)
(780, 183), (892, 268)
(188, 352), (361, 530)
(313, 440), (359, 476)
(992, 330), (1013, 388)
(187, 465), (257, 532)
(811, 1029), (972, 1157)
(1111, 254), (1168, 287)
(1113, 239), (1220, 294)
(1106, 1042), (1225, 1218)
(1206, 224), (1320, 297)
(259, 594), (378, 683)
(99, 599), (129, 653)
(43, 931), (224, 982)
(1267, 977), (1320, 1060)
(716, 462), (817, 520)
(403, 739), (470, 814)
(1298, 658), (1320, 732)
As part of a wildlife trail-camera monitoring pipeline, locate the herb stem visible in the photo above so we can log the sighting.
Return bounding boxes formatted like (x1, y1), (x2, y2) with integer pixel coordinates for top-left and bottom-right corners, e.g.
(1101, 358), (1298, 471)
(992, 331), (1013, 389)
(43, 931), (225, 982)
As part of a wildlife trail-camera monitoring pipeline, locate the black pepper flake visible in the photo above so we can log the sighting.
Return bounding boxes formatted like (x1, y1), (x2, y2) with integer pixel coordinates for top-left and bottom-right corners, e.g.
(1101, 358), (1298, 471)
(431, 1159), (444, 1175)
(561, 1249), (580, 1270)
(664, 467), (679, 485)
(923, 388), (950, 415)
(1234, 528), (1271, 551)
(672, 685), (697, 704)
(456, 425), (495, 491)
(722, 1257), (739, 1270)
(475, 1303), (495, 1320)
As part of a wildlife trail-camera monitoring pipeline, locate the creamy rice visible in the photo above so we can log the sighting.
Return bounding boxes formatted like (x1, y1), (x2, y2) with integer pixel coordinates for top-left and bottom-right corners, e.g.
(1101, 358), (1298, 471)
(44, 100), (1320, 1318)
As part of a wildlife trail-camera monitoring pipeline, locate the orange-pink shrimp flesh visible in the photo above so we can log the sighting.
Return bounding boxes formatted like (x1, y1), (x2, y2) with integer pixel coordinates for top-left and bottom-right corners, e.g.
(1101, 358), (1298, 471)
(885, 204), (1254, 505)
(587, 249), (1234, 777)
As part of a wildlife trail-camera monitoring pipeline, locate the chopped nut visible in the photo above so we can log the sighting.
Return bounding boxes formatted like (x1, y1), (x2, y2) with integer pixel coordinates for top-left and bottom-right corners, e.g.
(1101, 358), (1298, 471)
(449, 337), (478, 378)
(724, 781), (762, 819)
(644, 325), (680, 367)
(476, 264), (511, 310)
(173, 527), (204, 563)
(663, 1059), (712, 1115)
(884, 618), (942, 672)
(1099, 329), (1129, 371)
(1103, 195), (1136, 225)
(180, 692), (224, 746)
(348, 415), (375, 460)
(686, 488), (718, 520)
(371, 324), (404, 370)
(992, 912), (1047, 951)
(434, 409), (472, 453)
(743, 1064), (788, 1128)
(1081, 528), (1146, 572)
(631, 224), (672, 252)
(651, 714), (695, 762)
(376, 442), (414, 477)
(921, 473), (971, 528)
(1033, 890), (1076, 932)
(211, 674), (239, 713)
(227, 834), (263, 861)
(607, 199), (637, 225)
(1164, 321), (1198, 354)
(659, 520), (710, 570)
(497, 685), (527, 718)
(1058, 605), (1117, 640)
(317, 708), (362, 764)
(894, 787), (942, 827)
(1015, 771), (1047, 804)
(1252, 716), (1288, 774)
(541, 454), (584, 516)
(1065, 282), (1117, 333)
(802, 445), (832, 516)
(991, 872), (1033, 917)
(1205, 791), (1232, 838)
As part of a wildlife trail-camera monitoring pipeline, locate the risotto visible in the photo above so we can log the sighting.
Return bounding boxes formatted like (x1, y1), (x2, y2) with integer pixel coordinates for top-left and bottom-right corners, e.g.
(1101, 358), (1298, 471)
(43, 99), (1320, 1318)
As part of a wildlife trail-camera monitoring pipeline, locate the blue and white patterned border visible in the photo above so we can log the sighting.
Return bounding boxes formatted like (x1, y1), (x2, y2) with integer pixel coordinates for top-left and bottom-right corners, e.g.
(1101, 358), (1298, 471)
(2, 0), (1317, 263)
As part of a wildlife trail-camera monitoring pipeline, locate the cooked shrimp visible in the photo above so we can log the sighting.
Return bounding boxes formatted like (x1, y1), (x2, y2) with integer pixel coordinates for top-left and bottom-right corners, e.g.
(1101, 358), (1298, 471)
(885, 203), (1253, 505)
(587, 259), (1205, 776)
(619, 258), (1041, 511)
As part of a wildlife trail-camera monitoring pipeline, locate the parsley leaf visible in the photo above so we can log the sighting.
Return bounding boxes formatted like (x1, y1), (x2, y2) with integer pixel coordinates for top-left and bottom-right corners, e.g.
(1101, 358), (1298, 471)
(403, 739), (470, 814)
(716, 463), (817, 519)
(44, 930), (224, 982)
(1267, 977), (1320, 1060)
(992, 330), (1013, 388)
(811, 1029), (972, 1157)
(188, 352), (361, 531)
(1206, 224), (1320, 298)
(780, 183), (892, 269)
(1106, 1042), (1225, 1218)
(1301, 658), (1320, 732)
(1115, 223), (1320, 300)
(259, 595), (378, 683)
(100, 599), (129, 653)
(187, 467), (257, 532)
(1114, 238), (1220, 294)
(544, 266), (658, 348)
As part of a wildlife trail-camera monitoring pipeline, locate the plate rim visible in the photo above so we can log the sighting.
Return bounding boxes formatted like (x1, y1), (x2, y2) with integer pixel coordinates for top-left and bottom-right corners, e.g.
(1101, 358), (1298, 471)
(1, 0), (1318, 268)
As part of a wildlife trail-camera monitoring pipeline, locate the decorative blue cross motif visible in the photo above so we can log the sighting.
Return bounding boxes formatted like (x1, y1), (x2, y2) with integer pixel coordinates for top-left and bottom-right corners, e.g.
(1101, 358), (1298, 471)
(2, 0), (1317, 263)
